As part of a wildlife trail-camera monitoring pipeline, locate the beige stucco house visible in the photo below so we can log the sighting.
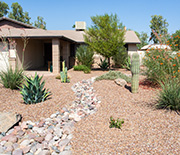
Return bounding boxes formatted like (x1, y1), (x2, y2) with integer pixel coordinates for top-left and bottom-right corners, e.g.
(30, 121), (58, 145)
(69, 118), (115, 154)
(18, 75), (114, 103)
(0, 17), (140, 74)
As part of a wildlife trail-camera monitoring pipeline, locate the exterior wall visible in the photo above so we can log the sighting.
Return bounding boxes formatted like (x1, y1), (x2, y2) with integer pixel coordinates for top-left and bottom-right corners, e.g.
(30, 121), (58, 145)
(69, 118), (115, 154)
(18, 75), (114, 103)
(52, 38), (60, 74)
(0, 20), (31, 29)
(16, 39), (44, 69)
(127, 43), (138, 57)
(61, 40), (70, 68)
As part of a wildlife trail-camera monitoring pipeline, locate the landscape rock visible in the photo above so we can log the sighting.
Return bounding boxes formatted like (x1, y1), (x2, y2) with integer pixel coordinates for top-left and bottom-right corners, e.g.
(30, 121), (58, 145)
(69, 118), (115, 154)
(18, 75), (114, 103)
(114, 78), (127, 87)
(0, 77), (101, 155)
(12, 148), (23, 155)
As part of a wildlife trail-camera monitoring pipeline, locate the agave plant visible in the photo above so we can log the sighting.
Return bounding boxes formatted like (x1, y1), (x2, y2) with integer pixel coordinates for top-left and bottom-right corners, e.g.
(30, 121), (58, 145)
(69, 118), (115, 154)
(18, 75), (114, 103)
(20, 73), (51, 104)
(98, 58), (109, 70)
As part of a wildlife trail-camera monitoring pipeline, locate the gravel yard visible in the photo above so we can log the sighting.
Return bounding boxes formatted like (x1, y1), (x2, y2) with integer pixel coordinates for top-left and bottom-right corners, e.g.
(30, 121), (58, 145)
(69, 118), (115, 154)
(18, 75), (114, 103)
(72, 79), (180, 154)
(0, 68), (179, 154)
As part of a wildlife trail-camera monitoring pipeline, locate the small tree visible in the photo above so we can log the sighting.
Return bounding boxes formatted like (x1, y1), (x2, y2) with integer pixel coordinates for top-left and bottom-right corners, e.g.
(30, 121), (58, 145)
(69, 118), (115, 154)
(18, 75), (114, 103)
(149, 15), (169, 43)
(84, 13), (125, 68)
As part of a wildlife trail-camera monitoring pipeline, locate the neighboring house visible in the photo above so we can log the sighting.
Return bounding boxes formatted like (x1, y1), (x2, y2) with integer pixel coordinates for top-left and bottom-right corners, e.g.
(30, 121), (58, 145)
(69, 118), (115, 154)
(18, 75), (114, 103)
(0, 17), (140, 74)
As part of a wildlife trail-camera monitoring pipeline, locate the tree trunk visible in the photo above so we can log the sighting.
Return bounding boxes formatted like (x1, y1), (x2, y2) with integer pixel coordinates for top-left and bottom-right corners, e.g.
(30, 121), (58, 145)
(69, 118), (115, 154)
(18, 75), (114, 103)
(108, 57), (111, 69)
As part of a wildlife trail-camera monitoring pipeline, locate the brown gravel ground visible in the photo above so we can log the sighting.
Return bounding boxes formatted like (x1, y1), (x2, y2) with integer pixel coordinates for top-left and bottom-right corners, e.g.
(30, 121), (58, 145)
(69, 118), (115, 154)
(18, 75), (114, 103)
(1, 68), (180, 154)
(72, 75), (180, 154)
(0, 69), (106, 122)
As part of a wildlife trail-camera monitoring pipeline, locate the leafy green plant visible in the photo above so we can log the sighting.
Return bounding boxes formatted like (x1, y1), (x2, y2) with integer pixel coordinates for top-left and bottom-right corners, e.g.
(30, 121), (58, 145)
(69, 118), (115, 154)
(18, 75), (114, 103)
(76, 45), (94, 68)
(83, 67), (91, 74)
(98, 58), (109, 70)
(156, 78), (180, 112)
(0, 67), (24, 89)
(122, 56), (131, 70)
(112, 47), (127, 68)
(143, 49), (180, 84)
(20, 73), (51, 104)
(109, 116), (124, 129)
(73, 65), (88, 71)
(95, 71), (131, 83)
(73, 65), (91, 74)
(60, 61), (70, 83)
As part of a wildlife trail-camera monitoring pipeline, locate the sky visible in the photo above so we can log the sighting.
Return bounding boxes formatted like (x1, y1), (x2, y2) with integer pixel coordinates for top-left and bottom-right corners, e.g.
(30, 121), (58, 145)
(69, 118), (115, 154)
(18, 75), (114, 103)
(4, 0), (180, 36)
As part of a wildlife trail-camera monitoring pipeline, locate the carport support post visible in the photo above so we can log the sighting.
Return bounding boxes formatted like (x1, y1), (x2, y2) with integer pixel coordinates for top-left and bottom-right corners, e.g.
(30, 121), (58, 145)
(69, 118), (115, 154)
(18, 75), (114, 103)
(52, 38), (60, 74)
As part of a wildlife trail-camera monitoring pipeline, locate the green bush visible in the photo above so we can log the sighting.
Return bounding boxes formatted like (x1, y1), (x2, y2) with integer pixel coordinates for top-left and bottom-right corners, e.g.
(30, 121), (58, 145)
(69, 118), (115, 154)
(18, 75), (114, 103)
(73, 65), (87, 71)
(143, 49), (180, 84)
(109, 116), (124, 129)
(20, 73), (51, 104)
(98, 58), (109, 70)
(122, 56), (131, 70)
(156, 78), (180, 111)
(83, 67), (91, 74)
(112, 47), (127, 67)
(0, 67), (24, 89)
(95, 71), (131, 83)
(76, 45), (94, 68)
(73, 65), (91, 74)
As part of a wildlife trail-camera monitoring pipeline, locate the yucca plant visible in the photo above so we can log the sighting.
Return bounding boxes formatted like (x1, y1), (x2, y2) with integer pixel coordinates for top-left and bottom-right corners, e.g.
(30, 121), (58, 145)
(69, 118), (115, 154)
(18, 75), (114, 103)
(20, 73), (51, 104)
(98, 58), (109, 70)
(0, 67), (24, 89)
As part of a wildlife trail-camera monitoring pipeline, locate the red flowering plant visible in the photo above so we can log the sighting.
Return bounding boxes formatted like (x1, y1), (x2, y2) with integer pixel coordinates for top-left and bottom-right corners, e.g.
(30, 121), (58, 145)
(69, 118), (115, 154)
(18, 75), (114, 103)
(143, 30), (180, 112)
(142, 30), (180, 84)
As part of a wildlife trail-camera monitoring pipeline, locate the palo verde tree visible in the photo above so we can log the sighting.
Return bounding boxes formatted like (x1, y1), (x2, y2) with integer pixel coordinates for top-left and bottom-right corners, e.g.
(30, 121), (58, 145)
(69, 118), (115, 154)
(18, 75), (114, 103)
(149, 15), (169, 44)
(84, 13), (125, 68)
(0, 1), (9, 17)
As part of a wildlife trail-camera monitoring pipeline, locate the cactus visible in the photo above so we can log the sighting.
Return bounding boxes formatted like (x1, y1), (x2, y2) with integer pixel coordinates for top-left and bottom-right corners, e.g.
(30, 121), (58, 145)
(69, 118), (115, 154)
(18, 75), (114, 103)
(60, 61), (70, 83)
(131, 53), (140, 93)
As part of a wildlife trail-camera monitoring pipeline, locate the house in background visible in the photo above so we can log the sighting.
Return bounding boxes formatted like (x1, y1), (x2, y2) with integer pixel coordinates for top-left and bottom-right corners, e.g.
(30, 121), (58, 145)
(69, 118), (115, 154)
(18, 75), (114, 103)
(0, 17), (140, 74)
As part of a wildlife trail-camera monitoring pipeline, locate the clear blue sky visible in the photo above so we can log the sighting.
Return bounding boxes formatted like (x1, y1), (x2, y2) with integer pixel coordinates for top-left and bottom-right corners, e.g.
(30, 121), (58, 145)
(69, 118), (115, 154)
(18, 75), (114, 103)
(4, 0), (180, 36)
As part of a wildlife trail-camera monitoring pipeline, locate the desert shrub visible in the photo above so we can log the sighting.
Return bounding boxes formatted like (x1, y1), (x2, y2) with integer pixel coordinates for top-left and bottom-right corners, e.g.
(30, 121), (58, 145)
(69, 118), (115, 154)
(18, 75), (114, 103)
(20, 73), (51, 104)
(122, 56), (131, 70)
(95, 71), (131, 83)
(143, 49), (180, 84)
(73, 65), (87, 71)
(112, 47), (127, 67)
(76, 45), (94, 68)
(83, 67), (91, 74)
(156, 78), (180, 112)
(0, 67), (24, 89)
(98, 58), (109, 70)
(109, 116), (124, 129)
(73, 65), (91, 74)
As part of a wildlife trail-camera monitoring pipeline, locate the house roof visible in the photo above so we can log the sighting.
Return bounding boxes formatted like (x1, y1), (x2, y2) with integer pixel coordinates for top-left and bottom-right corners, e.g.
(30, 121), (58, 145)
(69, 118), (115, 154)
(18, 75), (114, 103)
(141, 44), (171, 50)
(0, 28), (140, 44)
(124, 30), (141, 44)
(0, 17), (37, 29)
(48, 30), (85, 43)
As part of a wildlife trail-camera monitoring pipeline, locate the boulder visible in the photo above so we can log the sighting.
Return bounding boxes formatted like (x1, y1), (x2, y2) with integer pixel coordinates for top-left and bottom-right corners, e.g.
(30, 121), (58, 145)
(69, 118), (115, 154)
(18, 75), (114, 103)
(0, 112), (22, 134)
(114, 78), (127, 87)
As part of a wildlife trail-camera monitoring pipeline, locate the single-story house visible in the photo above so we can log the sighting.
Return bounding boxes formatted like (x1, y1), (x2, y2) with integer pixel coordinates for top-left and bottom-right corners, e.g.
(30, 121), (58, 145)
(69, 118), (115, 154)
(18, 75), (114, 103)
(0, 17), (140, 74)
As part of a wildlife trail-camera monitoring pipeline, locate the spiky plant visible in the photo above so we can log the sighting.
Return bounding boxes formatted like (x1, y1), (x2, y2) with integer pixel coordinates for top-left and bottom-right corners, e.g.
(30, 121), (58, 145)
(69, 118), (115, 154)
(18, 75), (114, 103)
(0, 67), (24, 90)
(20, 73), (51, 104)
